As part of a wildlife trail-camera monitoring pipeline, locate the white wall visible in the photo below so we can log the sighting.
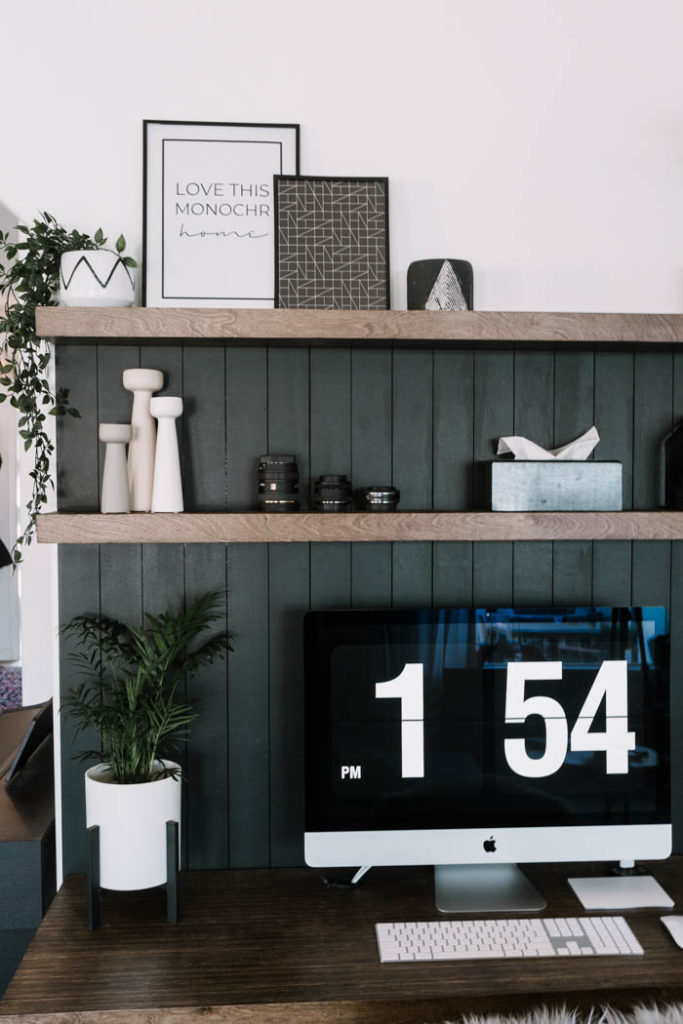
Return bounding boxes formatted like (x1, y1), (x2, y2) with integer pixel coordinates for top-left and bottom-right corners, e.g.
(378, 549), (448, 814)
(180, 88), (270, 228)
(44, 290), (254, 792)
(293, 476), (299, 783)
(2, 0), (682, 314)
(1, 0), (681, 881)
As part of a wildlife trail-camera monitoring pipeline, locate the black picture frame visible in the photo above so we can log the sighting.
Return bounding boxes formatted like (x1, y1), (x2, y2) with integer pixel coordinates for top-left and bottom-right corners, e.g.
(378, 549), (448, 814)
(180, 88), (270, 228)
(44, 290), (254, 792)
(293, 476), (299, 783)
(143, 120), (300, 308)
(274, 175), (390, 310)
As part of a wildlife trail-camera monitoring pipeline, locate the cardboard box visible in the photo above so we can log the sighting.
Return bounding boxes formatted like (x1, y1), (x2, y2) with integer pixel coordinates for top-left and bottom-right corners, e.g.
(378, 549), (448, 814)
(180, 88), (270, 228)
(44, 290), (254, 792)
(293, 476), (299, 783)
(481, 461), (623, 512)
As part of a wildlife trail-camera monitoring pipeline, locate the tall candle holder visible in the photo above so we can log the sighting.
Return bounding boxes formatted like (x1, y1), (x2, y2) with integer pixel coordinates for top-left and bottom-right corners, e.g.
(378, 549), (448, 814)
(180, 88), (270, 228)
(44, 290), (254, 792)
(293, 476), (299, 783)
(122, 368), (164, 511)
(150, 396), (184, 513)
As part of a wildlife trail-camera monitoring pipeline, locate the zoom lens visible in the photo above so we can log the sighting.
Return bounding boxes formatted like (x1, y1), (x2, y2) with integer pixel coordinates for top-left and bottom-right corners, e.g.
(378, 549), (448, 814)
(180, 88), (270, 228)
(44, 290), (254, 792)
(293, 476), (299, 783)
(257, 454), (300, 511)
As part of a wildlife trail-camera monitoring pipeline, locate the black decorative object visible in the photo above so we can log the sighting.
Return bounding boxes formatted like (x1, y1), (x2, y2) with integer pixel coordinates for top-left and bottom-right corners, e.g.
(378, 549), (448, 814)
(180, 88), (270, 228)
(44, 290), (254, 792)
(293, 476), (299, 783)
(143, 120), (299, 308)
(357, 486), (400, 511)
(407, 259), (473, 310)
(275, 176), (389, 309)
(313, 475), (353, 512)
(659, 421), (683, 508)
(257, 454), (300, 511)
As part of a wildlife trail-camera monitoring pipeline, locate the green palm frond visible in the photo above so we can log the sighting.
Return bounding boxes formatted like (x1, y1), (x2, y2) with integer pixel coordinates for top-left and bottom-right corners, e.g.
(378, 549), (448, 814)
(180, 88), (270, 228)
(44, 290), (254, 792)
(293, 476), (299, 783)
(61, 591), (233, 783)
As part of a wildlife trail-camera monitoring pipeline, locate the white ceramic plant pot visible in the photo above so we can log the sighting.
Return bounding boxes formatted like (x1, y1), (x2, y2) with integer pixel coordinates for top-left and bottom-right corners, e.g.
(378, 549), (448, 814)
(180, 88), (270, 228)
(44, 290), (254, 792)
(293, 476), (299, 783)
(60, 250), (135, 307)
(85, 760), (181, 891)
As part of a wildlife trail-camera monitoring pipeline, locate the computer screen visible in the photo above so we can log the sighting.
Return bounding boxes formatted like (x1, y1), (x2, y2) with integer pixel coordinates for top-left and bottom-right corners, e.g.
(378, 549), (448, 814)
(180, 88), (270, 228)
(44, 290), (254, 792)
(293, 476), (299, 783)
(304, 607), (670, 911)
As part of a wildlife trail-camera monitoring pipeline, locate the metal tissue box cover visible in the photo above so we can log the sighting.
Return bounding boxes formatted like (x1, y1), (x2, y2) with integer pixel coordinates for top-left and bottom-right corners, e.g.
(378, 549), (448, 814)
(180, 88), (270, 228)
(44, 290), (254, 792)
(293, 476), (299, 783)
(484, 461), (623, 512)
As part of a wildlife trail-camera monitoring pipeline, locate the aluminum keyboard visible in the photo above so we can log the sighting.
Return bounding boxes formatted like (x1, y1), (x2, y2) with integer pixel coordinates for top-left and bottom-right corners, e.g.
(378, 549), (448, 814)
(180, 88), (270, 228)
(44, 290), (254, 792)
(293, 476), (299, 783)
(375, 915), (644, 962)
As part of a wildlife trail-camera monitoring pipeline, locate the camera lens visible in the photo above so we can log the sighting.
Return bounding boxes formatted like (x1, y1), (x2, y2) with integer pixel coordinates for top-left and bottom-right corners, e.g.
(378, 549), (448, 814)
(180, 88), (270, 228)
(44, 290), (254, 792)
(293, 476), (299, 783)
(257, 454), (300, 511)
(357, 486), (400, 512)
(313, 474), (353, 512)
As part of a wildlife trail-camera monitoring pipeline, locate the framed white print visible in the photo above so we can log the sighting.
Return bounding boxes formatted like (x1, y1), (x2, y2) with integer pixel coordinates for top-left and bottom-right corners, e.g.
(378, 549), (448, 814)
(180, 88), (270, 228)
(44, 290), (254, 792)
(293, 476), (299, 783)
(143, 120), (299, 307)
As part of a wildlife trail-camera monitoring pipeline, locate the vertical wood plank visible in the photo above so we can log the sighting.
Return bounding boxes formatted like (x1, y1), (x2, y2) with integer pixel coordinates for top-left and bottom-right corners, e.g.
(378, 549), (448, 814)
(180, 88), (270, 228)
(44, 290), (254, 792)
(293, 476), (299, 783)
(551, 543), (593, 605)
(179, 343), (231, 867)
(56, 345), (102, 875)
(593, 351), (634, 604)
(473, 350), (514, 607)
(433, 349), (474, 511)
(594, 351), (634, 507)
(392, 349), (434, 607)
(226, 544), (270, 868)
(512, 350), (554, 605)
(309, 349), (351, 614)
(309, 349), (351, 492)
(184, 545), (229, 869)
(433, 544), (473, 607)
(350, 348), (392, 607)
(552, 350), (595, 606)
(223, 347), (270, 866)
(183, 345), (227, 509)
(56, 344), (98, 510)
(553, 350), (595, 447)
(225, 347), (268, 510)
(268, 347), (310, 506)
(136, 346), (188, 858)
(633, 351), (674, 510)
(96, 343), (144, 631)
(392, 349), (433, 511)
(472, 543), (514, 607)
(58, 544), (100, 877)
(268, 544), (309, 866)
(267, 347), (310, 866)
(392, 543), (433, 607)
(631, 542), (671, 607)
(432, 349), (474, 610)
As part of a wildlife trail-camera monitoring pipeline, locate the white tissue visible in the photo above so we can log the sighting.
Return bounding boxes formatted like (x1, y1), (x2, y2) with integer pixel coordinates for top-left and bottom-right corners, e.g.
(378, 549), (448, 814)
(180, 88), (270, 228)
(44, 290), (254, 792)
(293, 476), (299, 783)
(496, 425), (600, 461)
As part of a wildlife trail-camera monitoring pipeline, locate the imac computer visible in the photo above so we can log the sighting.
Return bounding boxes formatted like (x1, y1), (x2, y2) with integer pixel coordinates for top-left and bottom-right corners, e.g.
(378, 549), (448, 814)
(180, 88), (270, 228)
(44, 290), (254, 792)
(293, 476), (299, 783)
(303, 606), (671, 912)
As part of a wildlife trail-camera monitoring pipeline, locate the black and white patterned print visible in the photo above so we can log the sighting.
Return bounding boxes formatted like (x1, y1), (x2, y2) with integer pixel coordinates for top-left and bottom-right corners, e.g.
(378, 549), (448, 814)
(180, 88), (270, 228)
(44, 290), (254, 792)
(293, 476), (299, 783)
(275, 177), (389, 310)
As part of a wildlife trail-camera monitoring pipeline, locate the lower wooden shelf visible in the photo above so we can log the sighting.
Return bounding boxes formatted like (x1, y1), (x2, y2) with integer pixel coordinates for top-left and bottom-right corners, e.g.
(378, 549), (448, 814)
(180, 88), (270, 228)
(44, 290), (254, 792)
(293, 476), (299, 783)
(36, 510), (683, 544)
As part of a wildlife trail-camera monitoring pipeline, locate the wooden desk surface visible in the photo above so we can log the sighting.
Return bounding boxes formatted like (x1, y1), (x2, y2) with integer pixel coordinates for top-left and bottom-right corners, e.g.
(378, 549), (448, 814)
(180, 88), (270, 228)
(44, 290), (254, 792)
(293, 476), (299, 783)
(2, 859), (682, 1024)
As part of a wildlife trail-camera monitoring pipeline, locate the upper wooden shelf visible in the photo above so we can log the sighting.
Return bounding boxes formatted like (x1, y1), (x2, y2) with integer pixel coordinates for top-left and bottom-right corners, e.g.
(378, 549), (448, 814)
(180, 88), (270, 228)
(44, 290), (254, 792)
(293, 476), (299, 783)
(34, 307), (683, 346)
(36, 510), (683, 545)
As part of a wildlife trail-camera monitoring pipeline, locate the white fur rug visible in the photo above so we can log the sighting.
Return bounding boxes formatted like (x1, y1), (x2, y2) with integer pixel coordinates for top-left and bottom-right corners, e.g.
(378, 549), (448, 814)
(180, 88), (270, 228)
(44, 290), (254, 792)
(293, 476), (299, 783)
(451, 1006), (683, 1024)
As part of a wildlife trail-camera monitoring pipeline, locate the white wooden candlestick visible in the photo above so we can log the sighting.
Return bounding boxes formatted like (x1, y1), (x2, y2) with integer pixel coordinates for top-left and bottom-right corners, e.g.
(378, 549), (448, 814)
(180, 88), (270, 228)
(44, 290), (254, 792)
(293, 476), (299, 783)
(122, 368), (164, 512)
(99, 423), (132, 513)
(150, 396), (184, 513)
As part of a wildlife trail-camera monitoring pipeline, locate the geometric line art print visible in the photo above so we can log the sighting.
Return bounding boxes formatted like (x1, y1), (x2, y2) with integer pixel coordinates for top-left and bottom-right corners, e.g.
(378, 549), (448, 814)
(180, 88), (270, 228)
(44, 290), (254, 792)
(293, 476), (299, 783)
(425, 260), (467, 310)
(274, 176), (389, 309)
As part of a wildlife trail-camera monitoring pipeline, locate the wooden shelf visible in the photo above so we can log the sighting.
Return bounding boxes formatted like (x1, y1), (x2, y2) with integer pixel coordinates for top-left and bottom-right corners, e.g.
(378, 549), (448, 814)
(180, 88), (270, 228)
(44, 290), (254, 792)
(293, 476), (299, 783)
(35, 306), (683, 345)
(36, 510), (683, 545)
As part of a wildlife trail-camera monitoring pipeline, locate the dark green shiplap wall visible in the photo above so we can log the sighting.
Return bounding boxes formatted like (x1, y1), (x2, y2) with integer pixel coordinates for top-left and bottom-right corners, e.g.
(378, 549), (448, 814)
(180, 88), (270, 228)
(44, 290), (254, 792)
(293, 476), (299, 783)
(56, 341), (683, 876)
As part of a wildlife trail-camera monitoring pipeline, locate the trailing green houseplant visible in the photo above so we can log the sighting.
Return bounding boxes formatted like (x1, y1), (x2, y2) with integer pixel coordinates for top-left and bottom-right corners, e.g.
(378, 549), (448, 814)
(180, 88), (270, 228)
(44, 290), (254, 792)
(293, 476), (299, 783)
(0, 211), (137, 562)
(61, 591), (232, 783)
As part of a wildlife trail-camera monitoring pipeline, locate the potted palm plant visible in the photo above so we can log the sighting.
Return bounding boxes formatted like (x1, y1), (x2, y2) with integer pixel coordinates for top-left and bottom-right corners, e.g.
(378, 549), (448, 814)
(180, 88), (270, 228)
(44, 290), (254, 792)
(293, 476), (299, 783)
(61, 590), (231, 892)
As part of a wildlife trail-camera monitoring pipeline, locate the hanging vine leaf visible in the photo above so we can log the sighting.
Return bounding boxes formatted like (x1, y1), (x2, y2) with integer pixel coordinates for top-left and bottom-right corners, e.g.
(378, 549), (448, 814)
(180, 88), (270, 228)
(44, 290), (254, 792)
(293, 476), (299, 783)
(0, 212), (137, 563)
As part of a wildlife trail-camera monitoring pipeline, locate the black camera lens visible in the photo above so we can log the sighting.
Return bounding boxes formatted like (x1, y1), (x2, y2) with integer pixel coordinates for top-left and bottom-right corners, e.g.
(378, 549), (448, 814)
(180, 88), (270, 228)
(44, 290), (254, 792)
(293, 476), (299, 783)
(357, 486), (400, 512)
(257, 454), (300, 511)
(313, 474), (353, 512)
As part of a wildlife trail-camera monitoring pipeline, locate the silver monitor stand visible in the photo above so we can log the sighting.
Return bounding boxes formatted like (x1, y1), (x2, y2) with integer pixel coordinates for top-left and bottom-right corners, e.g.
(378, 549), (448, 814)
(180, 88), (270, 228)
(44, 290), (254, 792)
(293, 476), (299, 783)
(434, 863), (547, 913)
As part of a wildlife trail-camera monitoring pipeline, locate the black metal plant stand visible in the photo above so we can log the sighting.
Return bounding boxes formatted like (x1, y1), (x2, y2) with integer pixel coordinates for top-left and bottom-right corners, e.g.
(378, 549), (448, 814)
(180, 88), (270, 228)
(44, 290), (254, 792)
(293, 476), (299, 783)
(86, 820), (180, 929)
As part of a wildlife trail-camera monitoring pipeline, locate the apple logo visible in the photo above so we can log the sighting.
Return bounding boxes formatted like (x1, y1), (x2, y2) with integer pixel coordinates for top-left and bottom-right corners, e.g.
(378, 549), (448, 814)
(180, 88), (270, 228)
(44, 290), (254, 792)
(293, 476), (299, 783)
(483, 836), (496, 853)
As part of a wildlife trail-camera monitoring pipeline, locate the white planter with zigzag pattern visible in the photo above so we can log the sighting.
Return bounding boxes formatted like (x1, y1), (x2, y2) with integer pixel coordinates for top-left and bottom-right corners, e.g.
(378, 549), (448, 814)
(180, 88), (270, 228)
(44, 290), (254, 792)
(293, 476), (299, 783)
(60, 250), (135, 307)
